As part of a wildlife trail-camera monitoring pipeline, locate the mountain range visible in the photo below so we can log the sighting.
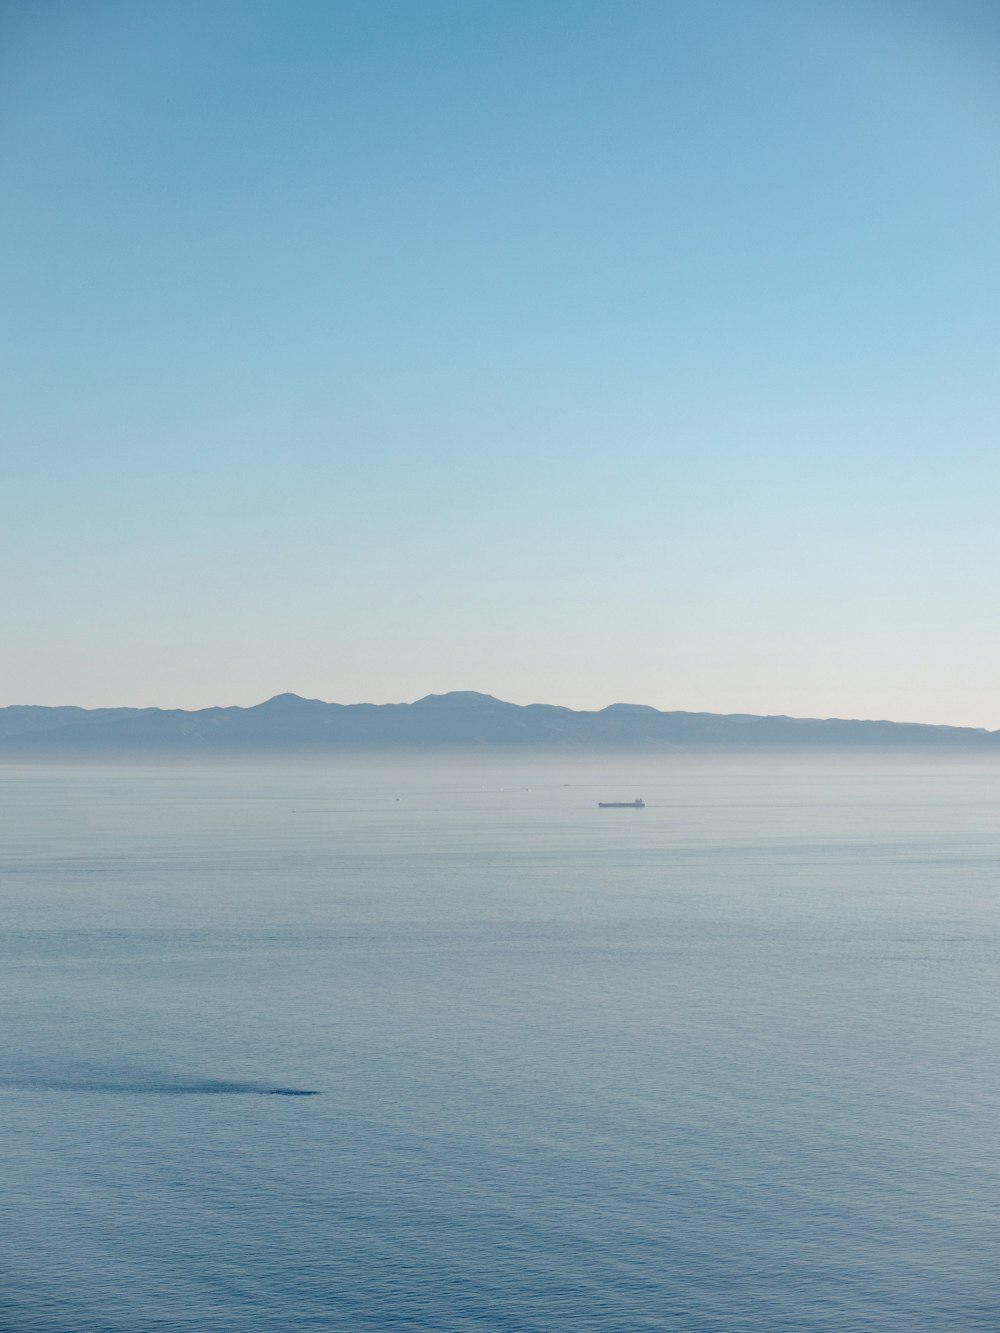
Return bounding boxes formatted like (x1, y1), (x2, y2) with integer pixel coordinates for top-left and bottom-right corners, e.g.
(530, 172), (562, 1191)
(0, 691), (996, 754)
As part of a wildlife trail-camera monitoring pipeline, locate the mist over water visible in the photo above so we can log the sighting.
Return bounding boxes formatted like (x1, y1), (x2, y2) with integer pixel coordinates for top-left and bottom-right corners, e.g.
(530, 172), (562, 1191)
(3, 757), (1000, 1331)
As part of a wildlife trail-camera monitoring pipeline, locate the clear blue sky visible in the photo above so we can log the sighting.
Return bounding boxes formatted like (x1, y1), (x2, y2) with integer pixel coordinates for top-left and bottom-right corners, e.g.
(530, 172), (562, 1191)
(3, 0), (999, 723)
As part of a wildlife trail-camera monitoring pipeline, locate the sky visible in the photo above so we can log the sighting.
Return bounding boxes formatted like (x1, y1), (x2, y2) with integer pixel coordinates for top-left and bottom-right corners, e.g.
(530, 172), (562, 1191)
(3, 0), (999, 724)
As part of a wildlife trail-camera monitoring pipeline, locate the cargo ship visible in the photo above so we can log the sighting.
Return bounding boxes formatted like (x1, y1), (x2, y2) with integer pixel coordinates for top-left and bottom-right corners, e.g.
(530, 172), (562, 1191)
(597, 798), (645, 808)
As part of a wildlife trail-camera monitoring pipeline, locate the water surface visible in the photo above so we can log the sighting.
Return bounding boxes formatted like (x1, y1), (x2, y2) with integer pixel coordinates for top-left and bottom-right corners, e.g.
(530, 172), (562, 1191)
(3, 757), (999, 1330)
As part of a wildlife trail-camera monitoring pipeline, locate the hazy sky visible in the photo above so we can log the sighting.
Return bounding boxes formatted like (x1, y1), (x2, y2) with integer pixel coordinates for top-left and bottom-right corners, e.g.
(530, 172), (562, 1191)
(4, 0), (999, 724)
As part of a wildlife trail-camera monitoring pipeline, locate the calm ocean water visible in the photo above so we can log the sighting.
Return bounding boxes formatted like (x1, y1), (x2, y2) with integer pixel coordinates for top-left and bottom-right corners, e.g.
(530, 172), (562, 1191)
(3, 756), (999, 1332)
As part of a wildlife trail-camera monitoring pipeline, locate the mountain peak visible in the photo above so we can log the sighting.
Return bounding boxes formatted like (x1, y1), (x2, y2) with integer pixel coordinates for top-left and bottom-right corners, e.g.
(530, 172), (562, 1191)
(412, 691), (510, 708)
(601, 702), (661, 715)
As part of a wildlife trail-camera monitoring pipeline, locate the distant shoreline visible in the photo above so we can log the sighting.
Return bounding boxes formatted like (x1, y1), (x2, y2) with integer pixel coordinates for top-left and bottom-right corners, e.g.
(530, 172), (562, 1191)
(1, 692), (997, 756)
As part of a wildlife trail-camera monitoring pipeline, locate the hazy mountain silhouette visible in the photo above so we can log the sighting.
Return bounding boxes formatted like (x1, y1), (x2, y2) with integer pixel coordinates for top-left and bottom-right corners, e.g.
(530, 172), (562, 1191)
(0, 692), (996, 753)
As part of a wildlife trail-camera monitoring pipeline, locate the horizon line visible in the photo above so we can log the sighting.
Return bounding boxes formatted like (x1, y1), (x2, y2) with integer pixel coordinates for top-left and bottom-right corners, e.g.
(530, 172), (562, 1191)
(2, 690), (995, 735)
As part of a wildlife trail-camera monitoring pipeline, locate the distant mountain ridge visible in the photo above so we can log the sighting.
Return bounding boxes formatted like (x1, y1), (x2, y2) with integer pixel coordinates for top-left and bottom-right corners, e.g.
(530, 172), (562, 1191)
(0, 692), (996, 754)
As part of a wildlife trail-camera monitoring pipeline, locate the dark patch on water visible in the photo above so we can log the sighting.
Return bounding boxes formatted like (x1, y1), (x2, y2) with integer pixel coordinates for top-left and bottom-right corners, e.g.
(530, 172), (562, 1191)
(0, 1075), (319, 1096)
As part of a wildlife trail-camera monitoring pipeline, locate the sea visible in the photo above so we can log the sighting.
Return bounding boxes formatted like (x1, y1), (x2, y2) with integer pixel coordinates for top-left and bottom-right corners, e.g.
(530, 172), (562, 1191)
(3, 755), (999, 1332)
